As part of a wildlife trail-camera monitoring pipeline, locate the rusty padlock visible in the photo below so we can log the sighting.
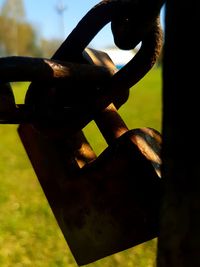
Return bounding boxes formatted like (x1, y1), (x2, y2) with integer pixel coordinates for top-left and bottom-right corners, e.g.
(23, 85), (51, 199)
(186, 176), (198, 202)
(18, 103), (162, 266)
(18, 106), (162, 267)
(17, 1), (163, 266)
(18, 53), (162, 266)
(0, 55), (162, 265)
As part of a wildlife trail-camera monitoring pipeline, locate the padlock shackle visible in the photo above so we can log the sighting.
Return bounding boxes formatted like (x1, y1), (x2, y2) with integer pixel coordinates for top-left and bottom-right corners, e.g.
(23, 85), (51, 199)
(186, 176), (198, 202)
(95, 103), (129, 145)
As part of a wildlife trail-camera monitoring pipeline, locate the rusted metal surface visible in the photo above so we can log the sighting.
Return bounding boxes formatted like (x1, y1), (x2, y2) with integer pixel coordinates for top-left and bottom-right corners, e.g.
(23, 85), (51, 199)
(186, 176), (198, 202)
(18, 123), (162, 265)
(0, 57), (114, 126)
(0, 10), (163, 129)
(0, 0), (164, 265)
(95, 103), (129, 145)
(0, 57), (114, 82)
(24, 1), (163, 128)
(18, 52), (162, 266)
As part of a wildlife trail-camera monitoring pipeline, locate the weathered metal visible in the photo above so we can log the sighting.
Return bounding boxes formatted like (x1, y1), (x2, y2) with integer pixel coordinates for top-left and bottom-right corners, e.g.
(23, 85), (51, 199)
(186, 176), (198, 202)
(0, 57), (114, 125)
(0, 0), (164, 265)
(18, 50), (162, 266)
(0, 1), (163, 127)
(18, 123), (162, 265)
(24, 1), (163, 128)
(0, 56), (114, 82)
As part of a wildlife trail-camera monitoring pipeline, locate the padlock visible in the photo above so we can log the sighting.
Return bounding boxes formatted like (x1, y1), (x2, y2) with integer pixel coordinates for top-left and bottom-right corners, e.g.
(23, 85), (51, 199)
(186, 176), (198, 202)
(17, 0), (163, 266)
(18, 109), (162, 267)
(0, 54), (162, 265)
(18, 50), (162, 265)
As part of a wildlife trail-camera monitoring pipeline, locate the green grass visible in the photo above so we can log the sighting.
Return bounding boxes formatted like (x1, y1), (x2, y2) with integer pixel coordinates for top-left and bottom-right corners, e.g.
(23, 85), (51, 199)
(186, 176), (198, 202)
(0, 66), (162, 267)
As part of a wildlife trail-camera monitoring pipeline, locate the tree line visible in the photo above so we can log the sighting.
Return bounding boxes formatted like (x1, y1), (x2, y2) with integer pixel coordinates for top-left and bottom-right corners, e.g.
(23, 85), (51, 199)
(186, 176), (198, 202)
(0, 0), (61, 58)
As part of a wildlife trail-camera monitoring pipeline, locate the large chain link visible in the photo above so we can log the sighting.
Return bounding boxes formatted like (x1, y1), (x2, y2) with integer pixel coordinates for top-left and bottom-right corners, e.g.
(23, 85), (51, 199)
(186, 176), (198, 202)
(0, 0), (163, 128)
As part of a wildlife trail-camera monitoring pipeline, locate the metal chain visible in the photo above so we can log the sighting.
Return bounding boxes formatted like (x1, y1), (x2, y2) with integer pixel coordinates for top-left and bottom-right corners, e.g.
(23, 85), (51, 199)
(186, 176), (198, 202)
(0, 0), (163, 127)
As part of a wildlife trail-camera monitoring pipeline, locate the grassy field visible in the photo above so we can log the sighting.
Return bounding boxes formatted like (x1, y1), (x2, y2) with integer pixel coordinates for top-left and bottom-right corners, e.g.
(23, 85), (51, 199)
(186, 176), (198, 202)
(0, 66), (162, 267)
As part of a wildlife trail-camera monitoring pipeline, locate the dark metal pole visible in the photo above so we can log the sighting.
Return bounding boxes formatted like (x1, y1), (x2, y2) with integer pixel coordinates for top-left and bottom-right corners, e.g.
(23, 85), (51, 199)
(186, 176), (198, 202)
(157, 1), (200, 266)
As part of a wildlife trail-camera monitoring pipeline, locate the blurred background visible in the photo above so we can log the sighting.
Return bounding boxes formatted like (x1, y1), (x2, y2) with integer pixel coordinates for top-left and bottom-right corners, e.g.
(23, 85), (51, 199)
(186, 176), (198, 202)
(0, 0), (164, 266)
(0, 0), (165, 65)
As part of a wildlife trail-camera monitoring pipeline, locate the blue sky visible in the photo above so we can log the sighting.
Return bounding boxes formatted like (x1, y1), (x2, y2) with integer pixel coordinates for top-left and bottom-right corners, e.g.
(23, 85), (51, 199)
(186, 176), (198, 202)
(0, 0), (165, 49)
